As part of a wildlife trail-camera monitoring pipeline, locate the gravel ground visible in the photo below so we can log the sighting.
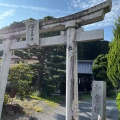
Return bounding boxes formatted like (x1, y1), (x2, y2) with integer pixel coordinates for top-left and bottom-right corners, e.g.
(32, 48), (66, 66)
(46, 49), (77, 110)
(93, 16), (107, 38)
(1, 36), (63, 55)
(2, 99), (118, 120)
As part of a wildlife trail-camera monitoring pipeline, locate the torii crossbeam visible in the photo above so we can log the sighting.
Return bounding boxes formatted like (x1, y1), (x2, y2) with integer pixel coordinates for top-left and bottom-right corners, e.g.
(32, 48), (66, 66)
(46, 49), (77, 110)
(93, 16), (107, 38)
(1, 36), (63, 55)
(0, 0), (111, 120)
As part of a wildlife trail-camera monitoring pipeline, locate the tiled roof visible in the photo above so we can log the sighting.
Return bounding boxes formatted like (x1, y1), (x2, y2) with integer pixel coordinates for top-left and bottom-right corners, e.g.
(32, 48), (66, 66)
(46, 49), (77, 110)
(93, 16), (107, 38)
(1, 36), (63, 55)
(78, 60), (93, 74)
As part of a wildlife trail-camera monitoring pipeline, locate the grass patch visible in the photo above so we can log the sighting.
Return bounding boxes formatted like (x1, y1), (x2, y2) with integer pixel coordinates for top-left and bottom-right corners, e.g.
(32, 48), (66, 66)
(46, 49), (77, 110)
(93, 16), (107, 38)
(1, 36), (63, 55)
(29, 95), (44, 101)
(34, 106), (44, 112)
(28, 95), (65, 108)
(79, 93), (91, 100)
(79, 93), (116, 100)
(45, 100), (57, 108)
(41, 95), (65, 104)
(107, 96), (116, 100)
(29, 95), (64, 104)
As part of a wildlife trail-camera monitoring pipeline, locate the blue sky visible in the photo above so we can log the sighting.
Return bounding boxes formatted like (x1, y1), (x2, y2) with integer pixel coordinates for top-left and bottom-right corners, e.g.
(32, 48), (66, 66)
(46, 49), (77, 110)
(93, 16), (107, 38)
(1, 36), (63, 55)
(0, 0), (120, 41)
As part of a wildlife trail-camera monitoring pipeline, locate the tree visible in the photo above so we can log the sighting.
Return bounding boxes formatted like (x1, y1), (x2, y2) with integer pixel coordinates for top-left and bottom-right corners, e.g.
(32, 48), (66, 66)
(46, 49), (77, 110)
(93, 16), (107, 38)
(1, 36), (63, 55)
(45, 45), (66, 94)
(78, 41), (109, 60)
(9, 62), (33, 82)
(107, 17), (120, 89)
(13, 16), (66, 94)
(93, 54), (107, 80)
(8, 62), (33, 98)
(92, 54), (114, 96)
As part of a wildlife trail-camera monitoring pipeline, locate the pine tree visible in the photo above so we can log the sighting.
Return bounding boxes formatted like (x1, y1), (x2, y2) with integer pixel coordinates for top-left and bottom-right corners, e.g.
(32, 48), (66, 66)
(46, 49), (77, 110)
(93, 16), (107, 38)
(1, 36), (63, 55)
(14, 16), (66, 94)
(107, 17), (120, 88)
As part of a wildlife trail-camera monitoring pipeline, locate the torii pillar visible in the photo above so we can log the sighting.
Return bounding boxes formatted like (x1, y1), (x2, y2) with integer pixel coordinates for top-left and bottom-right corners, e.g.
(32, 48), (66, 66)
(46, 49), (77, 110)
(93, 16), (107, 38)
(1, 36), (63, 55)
(66, 22), (78, 120)
(0, 40), (12, 117)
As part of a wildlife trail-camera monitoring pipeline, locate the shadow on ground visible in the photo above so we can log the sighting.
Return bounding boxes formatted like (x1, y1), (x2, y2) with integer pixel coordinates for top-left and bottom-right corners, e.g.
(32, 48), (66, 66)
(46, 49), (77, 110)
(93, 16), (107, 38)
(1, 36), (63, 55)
(55, 113), (65, 120)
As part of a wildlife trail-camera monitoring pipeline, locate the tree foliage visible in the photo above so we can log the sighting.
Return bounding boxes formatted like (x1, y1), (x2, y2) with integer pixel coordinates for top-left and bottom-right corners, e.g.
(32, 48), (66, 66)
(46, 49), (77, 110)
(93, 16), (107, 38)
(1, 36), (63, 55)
(8, 62), (33, 98)
(92, 54), (108, 80)
(1, 16), (110, 95)
(9, 62), (33, 82)
(107, 17), (120, 88)
(92, 54), (114, 96)
(15, 45), (66, 94)
(78, 41), (109, 60)
(14, 16), (66, 94)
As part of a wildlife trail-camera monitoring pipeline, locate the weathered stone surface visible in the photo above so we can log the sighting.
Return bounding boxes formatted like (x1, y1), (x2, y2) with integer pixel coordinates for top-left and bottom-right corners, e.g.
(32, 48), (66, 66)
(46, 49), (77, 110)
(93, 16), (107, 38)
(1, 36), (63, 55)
(66, 21), (78, 120)
(26, 20), (39, 46)
(92, 81), (106, 120)
(0, 40), (12, 118)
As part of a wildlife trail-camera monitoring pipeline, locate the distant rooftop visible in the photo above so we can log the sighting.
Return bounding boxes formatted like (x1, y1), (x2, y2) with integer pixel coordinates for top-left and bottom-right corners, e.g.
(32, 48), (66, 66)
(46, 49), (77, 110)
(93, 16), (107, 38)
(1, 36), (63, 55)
(78, 60), (93, 74)
(0, 55), (37, 59)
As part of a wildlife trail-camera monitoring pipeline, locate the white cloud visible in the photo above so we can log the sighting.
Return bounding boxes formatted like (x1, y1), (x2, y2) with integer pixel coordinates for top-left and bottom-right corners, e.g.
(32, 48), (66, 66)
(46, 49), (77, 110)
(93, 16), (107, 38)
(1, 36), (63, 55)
(70, 0), (106, 9)
(0, 3), (71, 14)
(70, 0), (120, 29)
(0, 9), (15, 20)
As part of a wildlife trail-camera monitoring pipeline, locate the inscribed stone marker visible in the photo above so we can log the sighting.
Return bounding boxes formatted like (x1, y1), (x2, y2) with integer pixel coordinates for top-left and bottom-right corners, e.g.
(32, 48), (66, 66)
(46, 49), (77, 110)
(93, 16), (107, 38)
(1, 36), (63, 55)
(92, 81), (106, 120)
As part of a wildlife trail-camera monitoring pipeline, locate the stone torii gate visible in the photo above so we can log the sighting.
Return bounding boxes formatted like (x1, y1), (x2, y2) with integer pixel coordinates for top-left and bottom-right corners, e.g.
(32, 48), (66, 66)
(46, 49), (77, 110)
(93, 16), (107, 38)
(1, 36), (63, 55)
(0, 0), (111, 120)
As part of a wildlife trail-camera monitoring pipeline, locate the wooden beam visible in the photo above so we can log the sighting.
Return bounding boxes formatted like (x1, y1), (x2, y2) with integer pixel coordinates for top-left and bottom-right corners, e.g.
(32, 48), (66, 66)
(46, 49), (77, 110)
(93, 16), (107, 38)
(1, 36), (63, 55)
(38, 9), (105, 33)
(0, 28), (104, 50)
(40, 35), (66, 47)
(0, 29), (26, 39)
(0, 10), (104, 39)
(40, 25), (65, 33)
(41, 0), (111, 26)
(76, 29), (104, 42)
(10, 41), (27, 50)
(76, 10), (105, 26)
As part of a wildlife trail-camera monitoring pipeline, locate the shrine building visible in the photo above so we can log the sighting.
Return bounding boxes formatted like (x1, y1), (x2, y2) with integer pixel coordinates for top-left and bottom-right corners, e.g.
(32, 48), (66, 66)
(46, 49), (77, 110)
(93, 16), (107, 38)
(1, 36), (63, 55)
(78, 60), (93, 92)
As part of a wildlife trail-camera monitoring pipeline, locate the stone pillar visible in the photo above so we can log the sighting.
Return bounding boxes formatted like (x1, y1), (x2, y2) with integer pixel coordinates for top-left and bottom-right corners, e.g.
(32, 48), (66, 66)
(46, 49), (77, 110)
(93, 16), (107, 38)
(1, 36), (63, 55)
(0, 40), (12, 119)
(92, 81), (106, 120)
(65, 21), (78, 120)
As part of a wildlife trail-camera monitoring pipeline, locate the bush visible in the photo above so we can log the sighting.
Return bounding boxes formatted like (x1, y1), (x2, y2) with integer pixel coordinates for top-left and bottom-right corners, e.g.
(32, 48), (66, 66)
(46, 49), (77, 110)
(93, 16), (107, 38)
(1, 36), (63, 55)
(31, 90), (40, 97)
(4, 94), (10, 104)
(17, 80), (30, 99)
(45, 85), (56, 95)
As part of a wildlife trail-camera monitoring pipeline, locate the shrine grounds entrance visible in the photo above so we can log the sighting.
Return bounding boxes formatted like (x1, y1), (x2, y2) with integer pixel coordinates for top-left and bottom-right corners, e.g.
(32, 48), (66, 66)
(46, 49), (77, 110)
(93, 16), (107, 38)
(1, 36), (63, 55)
(0, 1), (111, 120)
(78, 74), (92, 92)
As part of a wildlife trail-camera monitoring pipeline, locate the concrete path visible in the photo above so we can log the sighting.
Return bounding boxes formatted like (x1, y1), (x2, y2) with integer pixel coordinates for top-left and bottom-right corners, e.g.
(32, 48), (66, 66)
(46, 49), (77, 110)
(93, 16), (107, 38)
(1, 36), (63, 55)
(40, 99), (118, 120)
(79, 100), (118, 120)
